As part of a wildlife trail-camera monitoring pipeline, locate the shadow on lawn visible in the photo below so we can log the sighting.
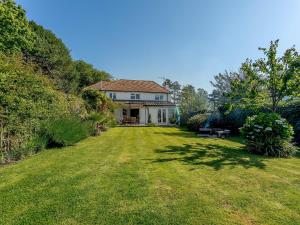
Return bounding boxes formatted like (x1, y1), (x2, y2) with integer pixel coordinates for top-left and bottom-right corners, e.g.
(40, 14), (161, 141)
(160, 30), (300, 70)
(154, 128), (197, 139)
(150, 142), (266, 170)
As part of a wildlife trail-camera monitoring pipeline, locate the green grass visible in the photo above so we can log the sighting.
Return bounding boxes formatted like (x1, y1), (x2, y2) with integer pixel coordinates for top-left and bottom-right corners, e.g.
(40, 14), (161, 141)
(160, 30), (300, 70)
(0, 127), (299, 225)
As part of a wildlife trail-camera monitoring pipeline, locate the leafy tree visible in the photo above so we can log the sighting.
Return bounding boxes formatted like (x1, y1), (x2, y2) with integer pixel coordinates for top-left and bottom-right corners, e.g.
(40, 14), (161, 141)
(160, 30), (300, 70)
(229, 60), (266, 111)
(27, 21), (72, 75)
(81, 88), (113, 112)
(73, 60), (111, 91)
(286, 56), (300, 97)
(162, 78), (181, 103)
(255, 40), (299, 112)
(0, 54), (71, 162)
(0, 0), (34, 53)
(27, 21), (82, 93)
(209, 71), (235, 111)
(180, 85), (208, 122)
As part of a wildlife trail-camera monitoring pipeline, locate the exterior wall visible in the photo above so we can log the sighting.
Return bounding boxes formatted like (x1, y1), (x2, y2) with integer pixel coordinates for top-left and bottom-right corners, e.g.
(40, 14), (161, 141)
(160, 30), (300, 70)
(145, 106), (176, 124)
(139, 107), (146, 124)
(114, 108), (123, 123)
(113, 105), (176, 125)
(107, 90), (176, 125)
(105, 91), (168, 101)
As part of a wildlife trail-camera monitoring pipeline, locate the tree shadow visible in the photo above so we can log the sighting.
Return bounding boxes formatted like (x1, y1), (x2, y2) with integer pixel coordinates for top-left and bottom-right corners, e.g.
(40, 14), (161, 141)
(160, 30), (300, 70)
(149, 142), (266, 171)
(154, 128), (197, 138)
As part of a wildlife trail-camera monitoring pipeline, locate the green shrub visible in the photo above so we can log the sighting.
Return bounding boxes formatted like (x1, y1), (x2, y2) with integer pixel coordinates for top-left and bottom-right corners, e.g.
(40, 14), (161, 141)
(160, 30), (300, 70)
(240, 113), (296, 157)
(87, 112), (116, 135)
(169, 117), (177, 124)
(0, 54), (71, 163)
(40, 117), (91, 148)
(278, 100), (300, 145)
(187, 114), (209, 131)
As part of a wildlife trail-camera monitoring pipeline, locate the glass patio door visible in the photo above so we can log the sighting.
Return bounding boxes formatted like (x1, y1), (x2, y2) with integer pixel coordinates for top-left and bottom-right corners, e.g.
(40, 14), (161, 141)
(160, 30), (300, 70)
(158, 109), (167, 124)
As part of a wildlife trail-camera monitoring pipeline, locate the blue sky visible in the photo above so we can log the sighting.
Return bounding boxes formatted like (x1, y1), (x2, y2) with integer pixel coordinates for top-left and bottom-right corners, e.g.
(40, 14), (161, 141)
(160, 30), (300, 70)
(16, 0), (300, 92)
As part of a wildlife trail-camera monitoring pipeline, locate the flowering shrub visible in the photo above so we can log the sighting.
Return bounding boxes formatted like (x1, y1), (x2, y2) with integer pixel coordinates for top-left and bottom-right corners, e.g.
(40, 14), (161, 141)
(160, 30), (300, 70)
(240, 113), (296, 157)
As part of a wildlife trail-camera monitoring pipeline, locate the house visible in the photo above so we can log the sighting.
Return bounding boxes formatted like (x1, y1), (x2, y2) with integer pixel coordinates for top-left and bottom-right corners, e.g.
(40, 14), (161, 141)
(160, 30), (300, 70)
(89, 79), (178, 125)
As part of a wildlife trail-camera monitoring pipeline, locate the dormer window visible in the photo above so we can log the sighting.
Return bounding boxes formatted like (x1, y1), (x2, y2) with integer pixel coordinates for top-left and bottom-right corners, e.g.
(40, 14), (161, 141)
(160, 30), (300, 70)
(109, 92), (116, 100)
(130, 93), (140, 100)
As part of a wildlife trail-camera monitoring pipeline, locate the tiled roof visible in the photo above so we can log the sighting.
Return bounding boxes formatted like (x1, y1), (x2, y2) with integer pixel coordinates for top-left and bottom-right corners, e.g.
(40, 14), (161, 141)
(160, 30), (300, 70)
(115, 100), (176, 106)
(89, 79), (169, 93)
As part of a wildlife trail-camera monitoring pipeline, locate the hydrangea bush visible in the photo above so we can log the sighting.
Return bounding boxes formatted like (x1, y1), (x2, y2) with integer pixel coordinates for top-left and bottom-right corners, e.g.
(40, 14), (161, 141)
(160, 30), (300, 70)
(240, 113), (296, 157)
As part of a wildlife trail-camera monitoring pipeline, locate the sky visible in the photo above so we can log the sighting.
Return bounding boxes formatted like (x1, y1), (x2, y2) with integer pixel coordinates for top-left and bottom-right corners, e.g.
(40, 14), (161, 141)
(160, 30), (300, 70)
(16, 0), (300, 92)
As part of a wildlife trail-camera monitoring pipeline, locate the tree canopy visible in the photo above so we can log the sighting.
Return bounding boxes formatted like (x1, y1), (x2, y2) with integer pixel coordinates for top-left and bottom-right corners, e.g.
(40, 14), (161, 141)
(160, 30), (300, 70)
(0, 0), (34, 53)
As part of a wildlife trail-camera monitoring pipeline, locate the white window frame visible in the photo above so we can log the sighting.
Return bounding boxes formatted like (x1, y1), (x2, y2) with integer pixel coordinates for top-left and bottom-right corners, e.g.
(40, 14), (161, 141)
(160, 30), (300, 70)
(109, 92), (116, 100)
(131, 93), (140, 100)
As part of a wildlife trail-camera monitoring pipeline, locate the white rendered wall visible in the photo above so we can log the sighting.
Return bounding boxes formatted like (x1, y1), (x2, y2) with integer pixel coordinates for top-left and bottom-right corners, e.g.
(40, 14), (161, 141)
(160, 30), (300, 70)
(105, 91), (168, 101)
(145, 106), (176, 124)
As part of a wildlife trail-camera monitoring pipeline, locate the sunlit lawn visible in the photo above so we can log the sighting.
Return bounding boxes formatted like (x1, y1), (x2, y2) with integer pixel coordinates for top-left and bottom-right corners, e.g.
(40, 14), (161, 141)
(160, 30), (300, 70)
(0, 127), (299, 225)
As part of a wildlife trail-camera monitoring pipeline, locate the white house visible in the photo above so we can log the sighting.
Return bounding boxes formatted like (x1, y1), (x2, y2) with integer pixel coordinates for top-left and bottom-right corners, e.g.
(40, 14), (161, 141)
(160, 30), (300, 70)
(89, 79), (177, 125)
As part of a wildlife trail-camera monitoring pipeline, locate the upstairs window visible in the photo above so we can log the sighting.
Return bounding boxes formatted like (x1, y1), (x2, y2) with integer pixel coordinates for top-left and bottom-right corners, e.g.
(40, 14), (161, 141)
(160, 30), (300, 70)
(109, 93), (116, 100)
(130, 93), (140, 100)
(155, 94), (164, 101)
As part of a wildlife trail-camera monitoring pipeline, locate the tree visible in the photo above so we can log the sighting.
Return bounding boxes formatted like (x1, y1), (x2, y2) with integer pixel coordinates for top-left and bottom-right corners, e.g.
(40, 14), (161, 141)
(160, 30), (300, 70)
(0, 0), (34, 53)
(81, 88), (113, 112)
(229, 59), (266, 111)
(255, 40), (299, 112)
(209, 71), (235, 111)
(215, 40), (299, 113)
(162, 78), (181, 103)
(27, 21), (80, 93)
(0, 53), (71, 162)
(27, 21), (72, 75)
(73, 60), (111, 91)
(180, 85), (208, 122)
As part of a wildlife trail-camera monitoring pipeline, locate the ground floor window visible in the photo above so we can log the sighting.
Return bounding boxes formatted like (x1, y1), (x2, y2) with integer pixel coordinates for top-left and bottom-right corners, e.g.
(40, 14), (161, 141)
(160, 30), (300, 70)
(157, 108), (166, 123)
(158, 109), (161, 123)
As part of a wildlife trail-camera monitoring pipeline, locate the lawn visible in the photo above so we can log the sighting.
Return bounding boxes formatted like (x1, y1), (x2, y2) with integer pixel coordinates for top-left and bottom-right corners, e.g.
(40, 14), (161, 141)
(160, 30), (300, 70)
(0, 127), (299, 225)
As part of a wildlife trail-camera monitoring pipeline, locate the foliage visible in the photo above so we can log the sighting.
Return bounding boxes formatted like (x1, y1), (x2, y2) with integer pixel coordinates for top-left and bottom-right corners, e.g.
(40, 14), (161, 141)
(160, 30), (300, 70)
(0, 0), (34, 53)
(27, 21), (72, 75)
(255, 40), (299, 111)
(279, 99), (300, 145)
(73, 60), (111, 91)
(1, 2), (112, 95)
(87, 112), (116, 135)
(240, 113), (296, 157)
(209, 71), (235, 111)
(229, 60), (267, 111)
(207, 108), (255, 134)
(26, 21), (88, 93)
(169, 117), (177, 124)
(0, 54), (72, 163)
(180, 85), (208, 124)
(81, 88), (114, 112)
(226, 40), (299, 112)
(187, 114), (209, 131)
(0, 1), (113, 164)
(162, 78), (181, 104)
(39, 117), (91, 148)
